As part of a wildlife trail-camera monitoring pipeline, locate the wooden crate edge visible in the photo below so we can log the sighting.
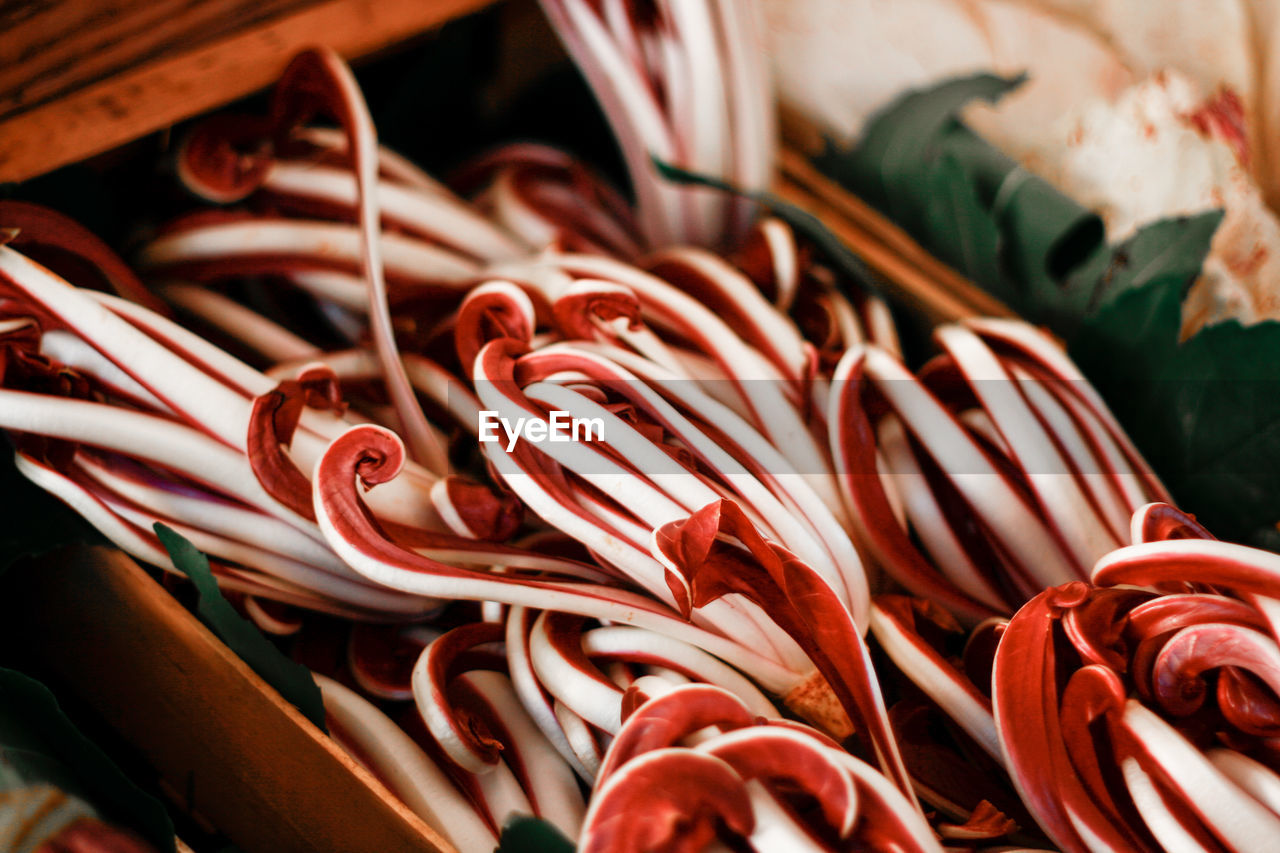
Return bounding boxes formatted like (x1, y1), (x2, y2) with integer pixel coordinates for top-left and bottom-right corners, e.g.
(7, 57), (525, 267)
(0, 0), (497, 183)
(0, 544), (455, 853)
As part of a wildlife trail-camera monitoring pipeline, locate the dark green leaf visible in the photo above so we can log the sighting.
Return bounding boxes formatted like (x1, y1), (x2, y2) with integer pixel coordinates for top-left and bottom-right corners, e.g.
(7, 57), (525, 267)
(1149, 320), (1280, 542)
(1066, 209), (1280, 544)
(153, 523), (327, 732)
(0, 668), (176, 851)
(1095, 212), (1222, 310)
(939, 126), (1103, 296)
(496, 815), (576, 853)
(922, 153), (1006, 296)
(814, 72), (1024, 223)
(1067, 266), (1182, 384)
(810, 72), (1104, 321)
(1058, 211), (1224, 335)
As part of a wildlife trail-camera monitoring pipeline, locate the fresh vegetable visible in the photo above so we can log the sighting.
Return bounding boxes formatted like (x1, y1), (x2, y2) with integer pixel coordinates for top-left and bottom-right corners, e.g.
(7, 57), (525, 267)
(5, 3), (1272, 849)
(995, 503), (1280, 852)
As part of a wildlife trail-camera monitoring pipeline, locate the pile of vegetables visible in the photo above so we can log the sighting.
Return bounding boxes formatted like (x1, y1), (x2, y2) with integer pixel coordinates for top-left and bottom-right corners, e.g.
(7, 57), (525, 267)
(4, 1), (1280, 851)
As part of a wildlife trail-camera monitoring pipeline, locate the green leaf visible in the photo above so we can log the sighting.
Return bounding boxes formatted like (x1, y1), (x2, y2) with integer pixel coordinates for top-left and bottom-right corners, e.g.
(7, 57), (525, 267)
(939, 125), (1104, 296)
(496, 815), (576, 853)
(1066, 210), (1220, 441)
(1066, 272), (1184, 493)
(1148, 320), (1280, 543)
(0, 668), (176, 851)
(811, 72), (1104, 320)
(153, 523), (327, 732)
(1065, 208), (1280, 544)
(922, 153), (1006, 296)
(1094, 212), (1223, 311)
(1068, 267), (1182, 385)
(814, 72), (1024, 225)
(1058, 211), (1224, 336)
(1093, 318), (1280, 548)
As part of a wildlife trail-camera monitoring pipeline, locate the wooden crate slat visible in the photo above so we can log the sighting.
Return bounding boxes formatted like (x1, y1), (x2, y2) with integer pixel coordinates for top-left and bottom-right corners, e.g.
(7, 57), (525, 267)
(0, 0), (496, 183)
(0, 545), (455, 853)
(0, 0), (317, 120)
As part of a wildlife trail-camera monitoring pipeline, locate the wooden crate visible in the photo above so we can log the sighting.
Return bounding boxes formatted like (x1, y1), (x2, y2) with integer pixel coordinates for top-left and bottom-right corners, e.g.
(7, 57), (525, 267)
(0, 545), (455, 853)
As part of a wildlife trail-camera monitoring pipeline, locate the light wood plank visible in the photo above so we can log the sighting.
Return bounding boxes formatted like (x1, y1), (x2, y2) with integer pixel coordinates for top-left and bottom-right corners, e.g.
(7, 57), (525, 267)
(0, 545), (455, 853)
(0, 0), (496, 183)
(0, 0), (316, 120)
